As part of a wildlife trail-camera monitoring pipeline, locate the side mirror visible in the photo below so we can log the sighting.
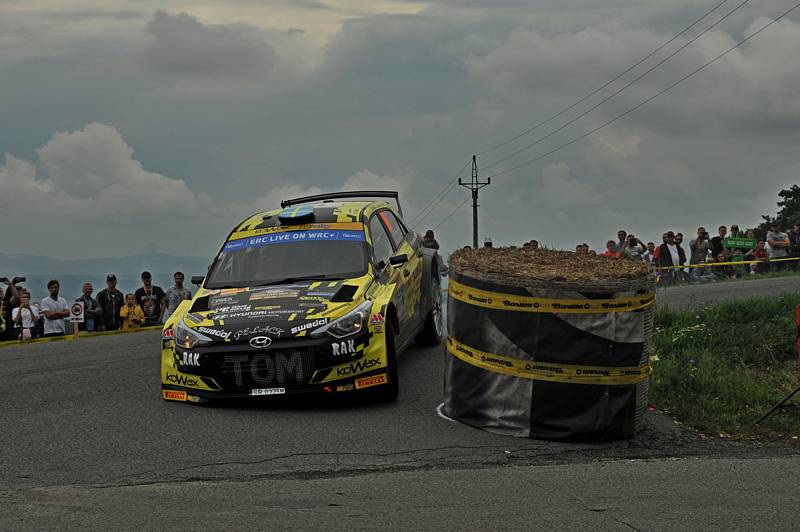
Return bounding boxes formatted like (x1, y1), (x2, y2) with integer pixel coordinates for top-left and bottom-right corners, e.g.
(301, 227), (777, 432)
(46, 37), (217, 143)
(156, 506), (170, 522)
(191, 276), (204, 286)
(389, 254), (408, 266)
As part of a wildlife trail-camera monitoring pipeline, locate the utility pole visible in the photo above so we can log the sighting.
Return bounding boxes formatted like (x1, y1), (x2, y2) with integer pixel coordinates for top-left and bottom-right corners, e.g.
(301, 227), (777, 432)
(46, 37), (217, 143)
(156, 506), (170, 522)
(459, 155), (491, 249)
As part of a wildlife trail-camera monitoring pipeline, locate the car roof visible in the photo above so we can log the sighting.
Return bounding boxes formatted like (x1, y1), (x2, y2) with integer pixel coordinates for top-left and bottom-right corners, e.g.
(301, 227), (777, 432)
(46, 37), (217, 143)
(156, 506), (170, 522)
(233, 200), (398, 234)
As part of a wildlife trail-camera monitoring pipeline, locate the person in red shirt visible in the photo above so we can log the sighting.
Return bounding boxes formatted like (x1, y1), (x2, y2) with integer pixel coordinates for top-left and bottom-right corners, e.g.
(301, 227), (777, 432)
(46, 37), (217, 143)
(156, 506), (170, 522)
(601, 240), (621, 259)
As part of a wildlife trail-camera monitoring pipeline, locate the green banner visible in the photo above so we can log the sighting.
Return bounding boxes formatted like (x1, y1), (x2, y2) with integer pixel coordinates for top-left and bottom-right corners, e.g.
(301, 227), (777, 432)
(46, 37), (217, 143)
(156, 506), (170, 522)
(724, 237), (756, 249)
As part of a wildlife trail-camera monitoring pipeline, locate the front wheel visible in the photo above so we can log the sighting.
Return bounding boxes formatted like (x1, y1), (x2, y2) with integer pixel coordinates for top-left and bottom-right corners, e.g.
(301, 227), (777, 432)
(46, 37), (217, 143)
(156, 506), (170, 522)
(372, 319), (399, 402)
(415, 276), (443, 347)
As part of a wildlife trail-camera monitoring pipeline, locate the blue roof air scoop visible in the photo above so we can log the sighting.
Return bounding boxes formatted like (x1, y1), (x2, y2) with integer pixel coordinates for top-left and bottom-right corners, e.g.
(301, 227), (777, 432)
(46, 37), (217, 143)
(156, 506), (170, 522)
(278, 205), (315, 224)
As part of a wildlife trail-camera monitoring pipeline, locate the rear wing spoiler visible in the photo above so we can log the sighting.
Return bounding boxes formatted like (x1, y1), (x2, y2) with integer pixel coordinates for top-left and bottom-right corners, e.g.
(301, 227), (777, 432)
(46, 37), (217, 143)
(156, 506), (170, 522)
(280, 191), (403, 217)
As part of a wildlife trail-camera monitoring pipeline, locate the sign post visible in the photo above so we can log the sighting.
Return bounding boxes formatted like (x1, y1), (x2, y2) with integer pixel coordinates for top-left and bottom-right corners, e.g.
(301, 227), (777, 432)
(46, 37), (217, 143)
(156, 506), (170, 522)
(70, 301), (85, 338)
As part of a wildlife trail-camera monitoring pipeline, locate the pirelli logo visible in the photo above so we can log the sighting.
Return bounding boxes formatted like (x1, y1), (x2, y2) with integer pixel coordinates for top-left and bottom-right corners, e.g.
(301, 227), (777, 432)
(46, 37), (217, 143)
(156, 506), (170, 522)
(162, 390), (188, 401)
(355, 373), (388, 389)
(448, 279), (655, 314)
(446, 337), (651, 385)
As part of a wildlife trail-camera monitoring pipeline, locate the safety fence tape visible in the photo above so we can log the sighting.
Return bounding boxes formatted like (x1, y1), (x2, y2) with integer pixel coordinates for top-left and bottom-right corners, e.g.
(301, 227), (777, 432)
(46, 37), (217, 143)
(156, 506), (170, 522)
(448, 279), (655, 314)
(654, 256), (800, 270)
(447, 336), (651, 385)
(0, 325), (162, 349)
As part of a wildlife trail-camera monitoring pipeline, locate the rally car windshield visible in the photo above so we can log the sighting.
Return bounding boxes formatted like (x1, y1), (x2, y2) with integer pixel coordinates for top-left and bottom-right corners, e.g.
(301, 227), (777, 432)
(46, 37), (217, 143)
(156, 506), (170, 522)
(206, 229), (368, 288)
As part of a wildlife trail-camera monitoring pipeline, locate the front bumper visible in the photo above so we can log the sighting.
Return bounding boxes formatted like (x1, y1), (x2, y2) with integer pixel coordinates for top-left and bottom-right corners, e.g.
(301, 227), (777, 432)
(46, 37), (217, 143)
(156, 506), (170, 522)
(161, 329), (390, 401)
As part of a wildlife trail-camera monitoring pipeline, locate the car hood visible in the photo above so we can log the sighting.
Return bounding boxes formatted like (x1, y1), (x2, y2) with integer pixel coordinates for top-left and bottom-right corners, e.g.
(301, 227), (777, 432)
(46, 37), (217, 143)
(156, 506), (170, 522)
(181, 280), (366, 343)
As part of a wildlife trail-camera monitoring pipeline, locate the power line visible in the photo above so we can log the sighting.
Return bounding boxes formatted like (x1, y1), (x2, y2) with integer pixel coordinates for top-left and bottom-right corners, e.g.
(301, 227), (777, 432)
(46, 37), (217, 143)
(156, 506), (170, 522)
(433, 198), (470, 231)
(476, 0), (731, 158)
(479, 0), (752, 174)
(410, 159), (471, 228)
(487, 1), (800, 180)
(414, 1), (735, 230)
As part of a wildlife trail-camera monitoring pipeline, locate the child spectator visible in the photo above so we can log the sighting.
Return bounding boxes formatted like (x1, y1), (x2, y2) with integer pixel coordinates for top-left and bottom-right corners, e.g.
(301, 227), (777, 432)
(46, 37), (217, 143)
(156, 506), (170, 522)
(746, 240), (769, 274)
(120, 294), (145, 330)
(731, 248), (748, 278)
(12, 289), (39, 340)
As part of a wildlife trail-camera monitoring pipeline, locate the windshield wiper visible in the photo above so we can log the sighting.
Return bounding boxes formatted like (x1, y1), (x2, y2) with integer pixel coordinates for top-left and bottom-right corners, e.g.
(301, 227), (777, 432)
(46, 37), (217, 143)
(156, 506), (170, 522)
(254, 275), (343, 287)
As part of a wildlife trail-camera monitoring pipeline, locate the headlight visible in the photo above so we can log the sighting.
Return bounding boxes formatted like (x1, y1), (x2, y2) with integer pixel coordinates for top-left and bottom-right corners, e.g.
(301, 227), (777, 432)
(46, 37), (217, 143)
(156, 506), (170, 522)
(175, 319), (213, 349)
(310, 300), (373, 339)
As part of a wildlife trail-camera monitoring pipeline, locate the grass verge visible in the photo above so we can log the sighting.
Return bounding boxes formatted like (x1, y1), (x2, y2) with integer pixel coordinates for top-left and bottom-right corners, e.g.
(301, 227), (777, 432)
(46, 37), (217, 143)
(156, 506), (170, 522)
(650, 294), (800, 440)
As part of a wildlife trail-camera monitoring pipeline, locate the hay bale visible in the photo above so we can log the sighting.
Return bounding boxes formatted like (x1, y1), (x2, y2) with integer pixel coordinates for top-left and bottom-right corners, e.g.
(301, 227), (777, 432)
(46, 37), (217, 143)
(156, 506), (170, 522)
(443, 247), (656, 441)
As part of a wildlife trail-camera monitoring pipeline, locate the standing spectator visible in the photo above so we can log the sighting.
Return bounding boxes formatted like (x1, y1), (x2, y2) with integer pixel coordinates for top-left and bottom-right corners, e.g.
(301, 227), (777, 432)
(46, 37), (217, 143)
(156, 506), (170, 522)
(421, 230), (440, 250)
(1, 278), (23, 340)
(614, 230), (627, 253)
(675, 233), (689, 281)
(788, 223), (800, 271)
(135, 271), (166, 326)
(75, 283), (103, 332)
(12, 289), (39, 340)
(710, 225), (728, 261)
(601, 240), (621, 258)
(622, 234), (644, 261)
(162, 272), (193, 322)
(766, 223), (790, 271)
(97, 274), (125, 331)
(655, 231), (686, 284)
(40, 280), (69, 337)
(746, 240), (769, 274)
(120, 294), (145, 330)
(730, 225), (741, 238)
(642, 242), (657, 265)
(689, 227), (712, 276)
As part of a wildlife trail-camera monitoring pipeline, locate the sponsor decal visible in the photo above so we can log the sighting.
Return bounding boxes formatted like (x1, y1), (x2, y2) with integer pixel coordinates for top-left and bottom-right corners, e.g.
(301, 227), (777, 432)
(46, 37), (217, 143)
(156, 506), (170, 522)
(162, 390), (188, 401)
(332, 338), (356, 357)
(186, 313), (204, 324)
(165, 373), (200, 387)
(355, 374), (387, 390)
(181, 352), (200, 366)
(250, 387), (286, 396)
(214, 304), (251, 313)
(249, 336), (273, 349)
(249, 289), (299, 301)
(162, 328), (174, 340)
(336, 384), (354, 392)
(335, 357), (380, 376)
(197, 326), (231, 340)
(223, 230), (366, 252)
(232, 325), (284, 342)
(209, 295), (237, 306)
(306, 292), (336, 297)
(372, 324), (383, 333)
(213, 309), (296, 320)
(290, 318), (328, 336)
(225, 352), (305, 386)
(370, 313), (385, 325)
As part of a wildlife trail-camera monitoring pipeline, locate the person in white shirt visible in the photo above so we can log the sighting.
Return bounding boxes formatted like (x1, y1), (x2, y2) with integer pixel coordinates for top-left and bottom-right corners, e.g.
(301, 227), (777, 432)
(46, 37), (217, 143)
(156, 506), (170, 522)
(40, 279), (70, 337)
(12, 289), (39, 340)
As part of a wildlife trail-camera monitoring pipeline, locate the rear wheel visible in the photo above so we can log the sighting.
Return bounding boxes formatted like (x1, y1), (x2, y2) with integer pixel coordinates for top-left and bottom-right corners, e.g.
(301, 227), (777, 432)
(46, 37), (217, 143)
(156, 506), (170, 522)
(415, 276), (443, 347)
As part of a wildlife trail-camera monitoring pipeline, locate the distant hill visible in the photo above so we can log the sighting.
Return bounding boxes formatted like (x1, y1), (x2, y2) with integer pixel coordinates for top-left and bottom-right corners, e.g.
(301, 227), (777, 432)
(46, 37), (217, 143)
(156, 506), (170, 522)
(0, 252), (212, 277)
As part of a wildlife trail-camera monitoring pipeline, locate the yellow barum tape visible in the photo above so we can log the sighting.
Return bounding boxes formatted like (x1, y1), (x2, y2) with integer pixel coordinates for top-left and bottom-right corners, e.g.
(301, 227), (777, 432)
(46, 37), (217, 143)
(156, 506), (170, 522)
(448, 279), (655, 314)
(654, 256), (800, 270)
(0, 325), (162, 349)
(447, 336), (651, 385)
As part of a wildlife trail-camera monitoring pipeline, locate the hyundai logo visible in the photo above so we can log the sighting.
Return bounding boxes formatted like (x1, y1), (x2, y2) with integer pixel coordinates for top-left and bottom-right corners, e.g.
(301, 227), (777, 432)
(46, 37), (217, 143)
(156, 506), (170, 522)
(249, 336), (272, 349)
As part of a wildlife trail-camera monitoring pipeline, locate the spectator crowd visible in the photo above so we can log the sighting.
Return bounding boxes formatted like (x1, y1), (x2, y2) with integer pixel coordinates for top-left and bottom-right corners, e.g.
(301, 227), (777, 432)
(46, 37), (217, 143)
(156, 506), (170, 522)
(563, 222), (800, 285)
(0, 271), (193, 342)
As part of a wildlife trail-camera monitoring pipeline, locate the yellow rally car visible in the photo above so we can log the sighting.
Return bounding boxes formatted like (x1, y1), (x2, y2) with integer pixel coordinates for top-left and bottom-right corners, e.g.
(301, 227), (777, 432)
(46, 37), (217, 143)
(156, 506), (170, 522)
(161, 191), (443, 403)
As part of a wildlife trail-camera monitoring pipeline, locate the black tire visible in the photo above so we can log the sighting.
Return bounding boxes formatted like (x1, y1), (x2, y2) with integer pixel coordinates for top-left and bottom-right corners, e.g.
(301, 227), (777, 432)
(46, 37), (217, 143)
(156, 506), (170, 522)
(415, 276), (443, 347)
(372, 319), (399, 402)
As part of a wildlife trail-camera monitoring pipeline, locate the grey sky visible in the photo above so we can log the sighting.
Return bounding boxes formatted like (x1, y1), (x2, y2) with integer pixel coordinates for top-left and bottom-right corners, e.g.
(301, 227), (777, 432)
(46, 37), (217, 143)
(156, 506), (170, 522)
(1, 1), (799, 259)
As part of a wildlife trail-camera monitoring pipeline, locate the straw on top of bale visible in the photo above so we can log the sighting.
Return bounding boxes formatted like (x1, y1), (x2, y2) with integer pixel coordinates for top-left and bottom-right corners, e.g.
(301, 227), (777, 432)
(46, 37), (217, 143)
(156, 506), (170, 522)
(450, 247), (651, 283)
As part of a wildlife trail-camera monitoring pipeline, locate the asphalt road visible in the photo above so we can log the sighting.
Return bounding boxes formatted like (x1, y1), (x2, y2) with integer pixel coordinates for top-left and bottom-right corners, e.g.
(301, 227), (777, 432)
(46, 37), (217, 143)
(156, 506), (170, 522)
(2, 279), (800, 529)
(658, 274), (800, 309)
